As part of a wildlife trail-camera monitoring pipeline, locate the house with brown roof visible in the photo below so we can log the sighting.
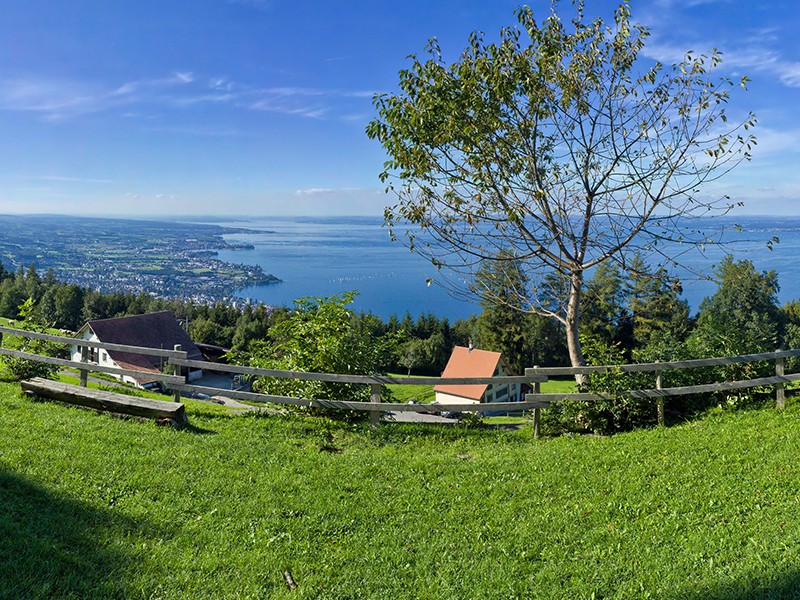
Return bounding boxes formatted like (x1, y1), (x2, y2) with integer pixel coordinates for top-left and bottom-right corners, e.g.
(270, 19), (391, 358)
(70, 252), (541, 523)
(70, 311), (204, 388)
(433, 345), (523, 405)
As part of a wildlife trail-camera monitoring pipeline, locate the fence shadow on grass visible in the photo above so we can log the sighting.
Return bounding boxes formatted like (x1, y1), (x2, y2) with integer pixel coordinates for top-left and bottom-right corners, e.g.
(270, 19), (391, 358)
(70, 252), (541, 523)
(0, 470), (167, 599)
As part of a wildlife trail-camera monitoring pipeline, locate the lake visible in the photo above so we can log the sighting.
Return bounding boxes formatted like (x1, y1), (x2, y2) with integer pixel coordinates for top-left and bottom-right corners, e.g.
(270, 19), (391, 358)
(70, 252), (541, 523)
(209, 215), (800, 320)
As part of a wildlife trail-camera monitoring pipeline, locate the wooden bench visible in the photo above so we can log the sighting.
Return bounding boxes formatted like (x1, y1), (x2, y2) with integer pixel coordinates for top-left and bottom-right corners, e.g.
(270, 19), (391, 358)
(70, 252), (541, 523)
(21, 377), (187, 424)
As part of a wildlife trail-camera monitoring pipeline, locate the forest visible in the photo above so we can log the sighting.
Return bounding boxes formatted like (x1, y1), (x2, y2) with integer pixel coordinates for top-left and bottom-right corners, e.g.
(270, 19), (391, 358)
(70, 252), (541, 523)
(2, 254), (798, 379)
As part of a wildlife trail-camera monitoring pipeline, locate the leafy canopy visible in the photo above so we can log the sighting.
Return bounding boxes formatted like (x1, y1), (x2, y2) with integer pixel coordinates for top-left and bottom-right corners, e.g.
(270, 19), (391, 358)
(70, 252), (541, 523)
(367, 0), (755, 360)
(246, 292), (388, 408)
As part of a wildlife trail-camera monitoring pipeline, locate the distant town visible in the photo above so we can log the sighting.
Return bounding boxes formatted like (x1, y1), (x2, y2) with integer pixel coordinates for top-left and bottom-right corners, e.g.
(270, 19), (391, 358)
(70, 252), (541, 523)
(0, 214), (279, 303)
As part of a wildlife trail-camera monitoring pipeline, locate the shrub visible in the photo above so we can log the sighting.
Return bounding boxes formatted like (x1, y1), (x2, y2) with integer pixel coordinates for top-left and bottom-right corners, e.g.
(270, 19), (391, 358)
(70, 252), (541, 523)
(0, 298), (62, 381)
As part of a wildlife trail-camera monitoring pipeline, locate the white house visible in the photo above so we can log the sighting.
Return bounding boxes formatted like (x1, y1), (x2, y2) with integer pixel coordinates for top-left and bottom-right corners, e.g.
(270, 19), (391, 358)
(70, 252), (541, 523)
(433, 345), (523, 405)
(71, 311), (204, 388)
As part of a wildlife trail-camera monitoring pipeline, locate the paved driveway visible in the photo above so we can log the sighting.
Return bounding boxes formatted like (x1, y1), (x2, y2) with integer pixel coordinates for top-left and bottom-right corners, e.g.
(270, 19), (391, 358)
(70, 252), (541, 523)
(384, 410), (459, 424)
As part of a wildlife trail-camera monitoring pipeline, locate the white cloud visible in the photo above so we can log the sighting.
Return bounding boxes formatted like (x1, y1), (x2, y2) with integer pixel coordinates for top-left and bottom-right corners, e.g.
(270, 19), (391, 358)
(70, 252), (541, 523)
(294, 187), (365, 196)
(0, 78), (99, 117)
(144, 124), (245, 137)
(744, 126), (800, 158)
(174, 72), (194, 84)
(36, 175), (114, 184)
(654, 0), (731, 7)
(0, 71), (374, 122)
(295, 188), (338, 196)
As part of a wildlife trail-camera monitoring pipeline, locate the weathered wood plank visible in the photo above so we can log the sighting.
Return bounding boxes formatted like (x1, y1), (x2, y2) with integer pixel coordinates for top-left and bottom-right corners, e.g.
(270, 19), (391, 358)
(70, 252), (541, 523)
(525, 349), (800, 376)
(776, 357), (785, 409)
(0, 326), (188, 359)
(170, 383), (555, 412)
(623, 373), (800, 399)
(0, 347), (184, 384)
(22, 378), (186, 422)
(170, 358), (547, 385)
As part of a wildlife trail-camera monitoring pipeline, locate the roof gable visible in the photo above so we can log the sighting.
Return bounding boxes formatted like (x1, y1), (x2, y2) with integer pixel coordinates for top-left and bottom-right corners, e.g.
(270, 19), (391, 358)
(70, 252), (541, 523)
(86, 311), (203, 369)
(433, 346), (505, 401)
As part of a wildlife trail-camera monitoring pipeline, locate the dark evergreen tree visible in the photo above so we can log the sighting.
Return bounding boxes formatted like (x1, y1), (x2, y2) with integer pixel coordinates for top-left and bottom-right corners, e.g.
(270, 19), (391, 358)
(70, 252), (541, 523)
(626, 254), (691, 346)
(473, 253), (529, 373)
(580, 261), (628, 349)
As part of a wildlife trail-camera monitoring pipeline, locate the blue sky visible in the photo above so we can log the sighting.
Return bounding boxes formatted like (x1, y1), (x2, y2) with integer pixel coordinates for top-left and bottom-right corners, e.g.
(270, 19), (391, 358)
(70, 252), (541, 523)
(1, 0), (798, 216)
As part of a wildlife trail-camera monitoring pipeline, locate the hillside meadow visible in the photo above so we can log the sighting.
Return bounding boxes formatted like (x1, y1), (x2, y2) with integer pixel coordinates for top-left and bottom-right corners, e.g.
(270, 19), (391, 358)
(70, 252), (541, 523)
(2, 382), (800, 599)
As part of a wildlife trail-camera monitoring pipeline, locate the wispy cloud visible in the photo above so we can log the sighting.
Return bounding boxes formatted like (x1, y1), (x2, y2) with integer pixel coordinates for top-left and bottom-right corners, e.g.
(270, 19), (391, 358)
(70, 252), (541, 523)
(639, 1), (800, 91)
(654, 0), (731, 7)
(0, 72), (374, 122)
(144, 124), (246, 137)
(294, 187), (366, 196)
(0, 71), (196, 120)
(642, 34), (800, 89)
(744, 126), (800, 158)
(36, 175), (114, 184)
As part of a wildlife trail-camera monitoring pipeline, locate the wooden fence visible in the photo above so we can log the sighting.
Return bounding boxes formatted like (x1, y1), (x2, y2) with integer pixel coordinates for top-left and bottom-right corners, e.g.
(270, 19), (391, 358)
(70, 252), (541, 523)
(0, 325), (797, 432)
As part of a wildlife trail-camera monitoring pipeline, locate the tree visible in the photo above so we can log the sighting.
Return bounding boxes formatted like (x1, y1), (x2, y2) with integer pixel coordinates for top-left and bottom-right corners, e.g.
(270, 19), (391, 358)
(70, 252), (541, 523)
(397, 338), (425, 375)
(53, 284), (85, 331)
(246, 292), (388, 414)
(367, 0), (755, 371)
(685, 257), (780, 407)
(580, 261), (629, 349)
(473, 252), (530, 372)
(690, 256), (780, 358)
(626, 254), (691, 345)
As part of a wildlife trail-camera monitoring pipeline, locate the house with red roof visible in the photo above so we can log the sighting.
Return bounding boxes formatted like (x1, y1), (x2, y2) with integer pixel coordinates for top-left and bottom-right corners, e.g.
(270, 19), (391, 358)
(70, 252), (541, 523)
(70, 311), (204, 388)
(433, 345), (523, 405)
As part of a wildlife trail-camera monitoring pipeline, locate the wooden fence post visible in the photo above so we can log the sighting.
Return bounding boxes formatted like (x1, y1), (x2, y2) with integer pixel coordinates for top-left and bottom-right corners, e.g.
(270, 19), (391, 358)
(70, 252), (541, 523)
(656, 361), (664, 427)
(531, 366), (541, 440)
(776, 355), (785, 409)
(79, 345), (88, 387)
(369, 383), (381, 429)
(173, 344), (182, 402)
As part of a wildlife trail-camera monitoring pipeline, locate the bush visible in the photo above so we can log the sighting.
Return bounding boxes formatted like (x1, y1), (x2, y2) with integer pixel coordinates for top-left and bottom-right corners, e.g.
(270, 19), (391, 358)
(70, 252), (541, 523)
(244, 292), (390, 418)
(0, 298), (62, 381)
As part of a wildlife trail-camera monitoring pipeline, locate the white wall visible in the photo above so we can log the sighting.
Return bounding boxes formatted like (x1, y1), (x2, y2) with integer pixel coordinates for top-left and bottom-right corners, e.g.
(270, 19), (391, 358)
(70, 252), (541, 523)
(433, 392), (480, 405)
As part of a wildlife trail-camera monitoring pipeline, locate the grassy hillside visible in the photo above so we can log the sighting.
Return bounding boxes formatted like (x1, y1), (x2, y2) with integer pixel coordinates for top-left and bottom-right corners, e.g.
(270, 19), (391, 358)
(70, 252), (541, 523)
(1, 382), (800, 599)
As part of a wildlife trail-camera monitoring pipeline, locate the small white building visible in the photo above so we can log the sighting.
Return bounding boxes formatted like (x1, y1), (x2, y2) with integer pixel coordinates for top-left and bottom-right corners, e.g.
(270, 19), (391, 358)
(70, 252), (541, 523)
(433, 346), (522, 405)
(71, 311), (204, 388)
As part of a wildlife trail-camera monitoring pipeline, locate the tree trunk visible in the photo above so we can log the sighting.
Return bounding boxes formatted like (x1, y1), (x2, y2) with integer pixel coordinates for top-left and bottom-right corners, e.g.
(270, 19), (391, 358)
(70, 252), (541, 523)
(565, 270), (588, 387)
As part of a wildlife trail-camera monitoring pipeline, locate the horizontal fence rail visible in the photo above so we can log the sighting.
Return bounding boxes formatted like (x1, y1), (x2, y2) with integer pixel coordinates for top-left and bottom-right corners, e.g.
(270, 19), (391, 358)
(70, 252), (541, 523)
(169, 383), (557, 413)
(2, 324), (797, 429)
(0, 346), (185, 385)
(0, 326), (188, 359)
(0, 326), (188, 386)
(524, 349), (800, 376)
(170, 357), (545, 386)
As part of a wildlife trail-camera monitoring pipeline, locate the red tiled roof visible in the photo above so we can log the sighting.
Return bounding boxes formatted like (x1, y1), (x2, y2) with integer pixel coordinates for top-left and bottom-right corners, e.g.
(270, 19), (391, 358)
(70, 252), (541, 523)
(433, 346), (504, 401)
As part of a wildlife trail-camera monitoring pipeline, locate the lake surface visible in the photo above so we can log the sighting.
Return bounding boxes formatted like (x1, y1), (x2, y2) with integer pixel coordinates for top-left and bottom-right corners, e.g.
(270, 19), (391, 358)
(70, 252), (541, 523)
(208, 215), (800, 320)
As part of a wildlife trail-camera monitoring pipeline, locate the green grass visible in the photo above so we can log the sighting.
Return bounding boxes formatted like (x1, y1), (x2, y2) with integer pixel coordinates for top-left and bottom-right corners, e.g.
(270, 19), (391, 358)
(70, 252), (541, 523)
(539, 377), (578, 394)
(2, 383), (800, 598)
(387, 374), (576, 406)
(386, 372), (437, 403)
